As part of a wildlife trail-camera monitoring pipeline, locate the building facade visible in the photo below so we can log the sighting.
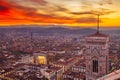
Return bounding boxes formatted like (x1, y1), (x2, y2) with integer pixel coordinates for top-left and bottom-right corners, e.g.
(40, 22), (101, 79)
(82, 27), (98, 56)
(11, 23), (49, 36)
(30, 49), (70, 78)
(84, 32), (109, 80)
(34, 52), (48, 65)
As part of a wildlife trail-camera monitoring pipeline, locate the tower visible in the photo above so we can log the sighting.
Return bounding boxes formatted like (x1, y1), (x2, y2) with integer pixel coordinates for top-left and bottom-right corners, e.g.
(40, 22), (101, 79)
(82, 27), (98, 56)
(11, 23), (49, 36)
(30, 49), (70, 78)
(84, 15), (109, 80)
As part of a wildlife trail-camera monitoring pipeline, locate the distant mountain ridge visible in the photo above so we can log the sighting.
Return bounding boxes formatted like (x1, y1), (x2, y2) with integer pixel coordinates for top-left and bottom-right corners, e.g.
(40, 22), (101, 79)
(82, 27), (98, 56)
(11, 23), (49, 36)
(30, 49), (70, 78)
(0, 25), (120, 36)
(0, 27), (96, 35)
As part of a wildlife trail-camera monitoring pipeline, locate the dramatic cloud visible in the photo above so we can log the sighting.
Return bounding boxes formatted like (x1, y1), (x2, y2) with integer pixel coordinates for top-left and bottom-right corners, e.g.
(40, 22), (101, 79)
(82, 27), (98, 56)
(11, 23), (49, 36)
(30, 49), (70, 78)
(77, 17), (98, 23)
(0, 0), (119, 27)
(70, 9), (114, 17)
(0, 5), (8, 11)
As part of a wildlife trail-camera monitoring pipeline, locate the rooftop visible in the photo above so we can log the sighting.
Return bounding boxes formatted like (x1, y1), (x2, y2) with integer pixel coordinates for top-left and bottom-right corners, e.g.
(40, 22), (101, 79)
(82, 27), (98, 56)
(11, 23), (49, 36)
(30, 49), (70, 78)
(87, 32), (108, 37)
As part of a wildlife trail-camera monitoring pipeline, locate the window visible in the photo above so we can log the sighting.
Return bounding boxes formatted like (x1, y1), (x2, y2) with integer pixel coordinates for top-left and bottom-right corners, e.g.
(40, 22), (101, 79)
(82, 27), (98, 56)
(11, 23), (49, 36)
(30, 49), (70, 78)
(93, 60), (98, 73)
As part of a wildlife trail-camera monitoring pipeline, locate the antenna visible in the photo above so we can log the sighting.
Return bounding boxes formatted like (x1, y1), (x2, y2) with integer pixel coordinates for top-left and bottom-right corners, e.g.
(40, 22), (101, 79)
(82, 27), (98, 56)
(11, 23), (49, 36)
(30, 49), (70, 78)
(97, 14), (100, 34)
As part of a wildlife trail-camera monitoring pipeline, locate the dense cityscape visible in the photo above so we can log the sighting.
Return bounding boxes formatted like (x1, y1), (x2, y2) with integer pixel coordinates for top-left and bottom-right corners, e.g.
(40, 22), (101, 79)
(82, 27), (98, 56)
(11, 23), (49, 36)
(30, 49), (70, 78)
(0, 0), (120, 80)
(0, 27), (120, 80)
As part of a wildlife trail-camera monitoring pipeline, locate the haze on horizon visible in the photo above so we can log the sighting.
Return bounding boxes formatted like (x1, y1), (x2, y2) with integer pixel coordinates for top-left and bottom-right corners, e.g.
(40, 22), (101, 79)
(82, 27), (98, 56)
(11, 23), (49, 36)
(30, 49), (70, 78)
(0, 0), (120, 28)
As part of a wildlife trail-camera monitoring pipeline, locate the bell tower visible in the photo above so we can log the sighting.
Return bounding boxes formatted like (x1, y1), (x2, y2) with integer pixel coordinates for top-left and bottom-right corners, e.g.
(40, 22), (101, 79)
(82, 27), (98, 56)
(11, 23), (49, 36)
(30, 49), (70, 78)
(84, 15), (109, 80)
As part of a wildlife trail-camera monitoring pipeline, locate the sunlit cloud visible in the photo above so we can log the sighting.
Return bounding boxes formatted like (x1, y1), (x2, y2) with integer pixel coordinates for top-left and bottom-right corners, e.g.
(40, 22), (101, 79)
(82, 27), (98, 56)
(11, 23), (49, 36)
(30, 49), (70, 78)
(0, 0), (119, 27)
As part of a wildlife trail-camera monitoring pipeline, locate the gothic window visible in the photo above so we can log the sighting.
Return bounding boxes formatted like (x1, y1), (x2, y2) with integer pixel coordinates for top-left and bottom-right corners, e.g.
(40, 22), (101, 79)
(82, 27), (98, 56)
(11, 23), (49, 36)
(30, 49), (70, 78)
(93, 60), (98, 73)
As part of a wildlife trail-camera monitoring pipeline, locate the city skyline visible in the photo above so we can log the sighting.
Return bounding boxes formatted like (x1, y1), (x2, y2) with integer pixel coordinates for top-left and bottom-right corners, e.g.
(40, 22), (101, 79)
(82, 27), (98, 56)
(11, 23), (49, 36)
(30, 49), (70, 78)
(0, 1), (120, 80)
(0, 0), (120, 27)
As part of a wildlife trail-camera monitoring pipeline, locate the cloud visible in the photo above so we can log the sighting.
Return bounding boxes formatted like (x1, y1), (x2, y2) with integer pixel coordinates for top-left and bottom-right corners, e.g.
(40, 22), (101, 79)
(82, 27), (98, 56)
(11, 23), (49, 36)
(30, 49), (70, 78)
(70, 11), (93, 15)
(70, 8), (115, 15)
(0, 1), (10, 11)
(0, 0), (119, 27)
(98, 0), (113, 5)
(91, 8), (115, 15)
(54, 5), (69, 12)
(76, 17), (99, 23)
(30, 0), (48, 5)
(0, 5), (8, 11)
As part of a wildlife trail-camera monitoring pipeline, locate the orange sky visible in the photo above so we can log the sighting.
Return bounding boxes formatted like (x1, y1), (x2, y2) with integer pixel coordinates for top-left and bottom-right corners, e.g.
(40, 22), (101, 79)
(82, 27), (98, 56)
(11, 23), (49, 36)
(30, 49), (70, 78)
(0, 0), (120, 27)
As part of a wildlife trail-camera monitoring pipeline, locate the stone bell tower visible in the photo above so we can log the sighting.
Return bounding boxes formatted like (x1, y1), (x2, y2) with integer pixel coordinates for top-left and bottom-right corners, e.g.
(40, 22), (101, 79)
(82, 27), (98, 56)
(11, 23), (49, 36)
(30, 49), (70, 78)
(84, 15), (109, 80)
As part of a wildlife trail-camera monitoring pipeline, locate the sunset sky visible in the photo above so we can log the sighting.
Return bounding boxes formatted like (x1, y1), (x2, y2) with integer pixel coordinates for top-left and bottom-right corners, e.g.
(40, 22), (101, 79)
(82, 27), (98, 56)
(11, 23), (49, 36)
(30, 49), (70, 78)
(0, 0), (120, 27)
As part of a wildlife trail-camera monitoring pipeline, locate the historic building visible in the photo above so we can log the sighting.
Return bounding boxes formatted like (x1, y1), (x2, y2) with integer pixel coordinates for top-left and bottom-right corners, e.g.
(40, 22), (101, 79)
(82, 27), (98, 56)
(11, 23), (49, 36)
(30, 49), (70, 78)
(85, 32), (109, 80)
(84, 15), (110, 80)
(34, 52), (48, 65)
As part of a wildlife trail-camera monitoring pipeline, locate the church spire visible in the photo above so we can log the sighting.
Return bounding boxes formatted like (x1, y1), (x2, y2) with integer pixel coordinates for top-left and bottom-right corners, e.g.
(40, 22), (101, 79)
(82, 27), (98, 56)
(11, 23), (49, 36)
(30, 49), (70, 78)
(97, 14), (100, 34)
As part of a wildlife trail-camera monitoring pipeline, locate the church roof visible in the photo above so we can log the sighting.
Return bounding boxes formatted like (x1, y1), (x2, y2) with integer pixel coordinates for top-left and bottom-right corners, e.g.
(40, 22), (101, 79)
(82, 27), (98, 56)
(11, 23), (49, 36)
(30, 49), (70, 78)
(87, 32), (108, 37)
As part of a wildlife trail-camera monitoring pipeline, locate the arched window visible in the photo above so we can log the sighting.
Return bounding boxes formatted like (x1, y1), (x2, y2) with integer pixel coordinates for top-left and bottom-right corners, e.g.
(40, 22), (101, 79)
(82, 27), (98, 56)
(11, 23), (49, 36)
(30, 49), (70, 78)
(93, 60), (98, 73)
